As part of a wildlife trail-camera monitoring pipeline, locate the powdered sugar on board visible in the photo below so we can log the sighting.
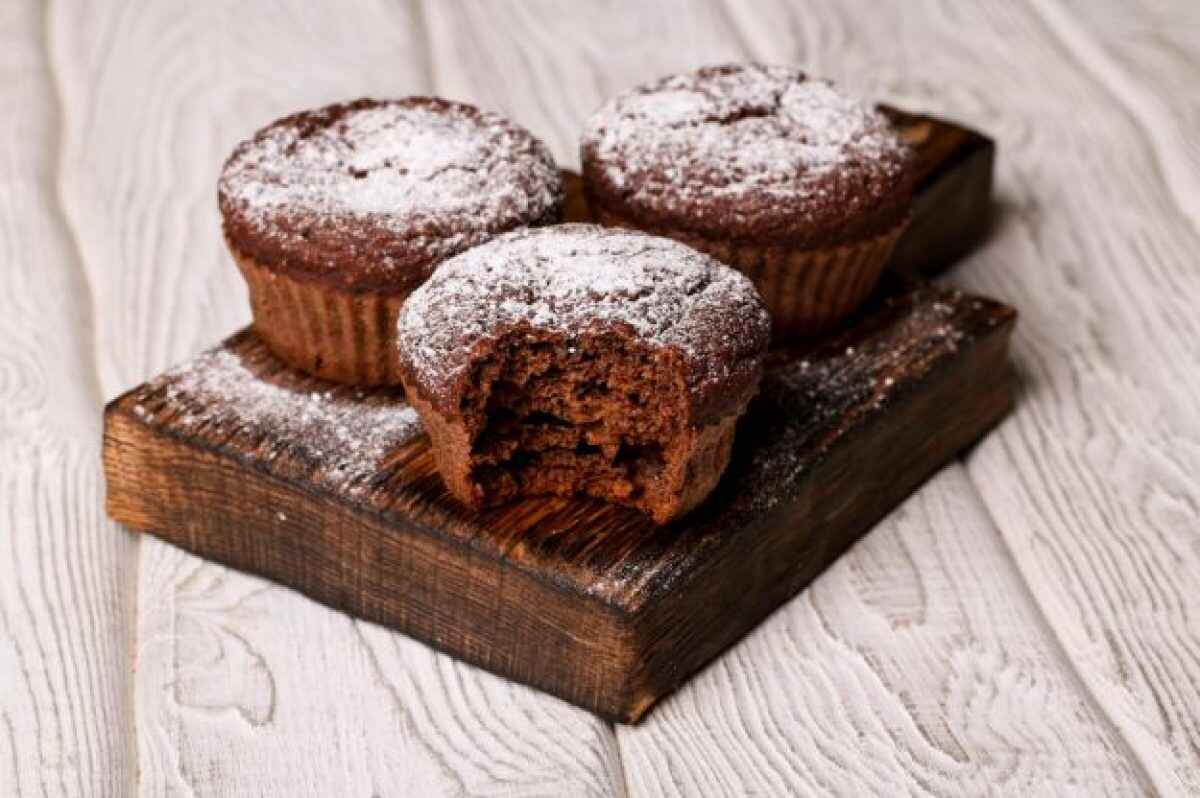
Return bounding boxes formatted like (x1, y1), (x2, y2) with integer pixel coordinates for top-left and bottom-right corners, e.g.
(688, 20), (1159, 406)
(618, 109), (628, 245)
(735, 285), (1002, 514)
(396, 224), (771, 408)
(133, 342), (423, 495)
(582, 64), (911, 217)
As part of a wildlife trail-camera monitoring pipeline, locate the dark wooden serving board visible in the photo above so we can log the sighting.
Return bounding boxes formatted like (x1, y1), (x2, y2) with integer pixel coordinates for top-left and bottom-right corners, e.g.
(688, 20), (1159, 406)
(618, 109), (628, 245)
(104, 110), (1012, 723)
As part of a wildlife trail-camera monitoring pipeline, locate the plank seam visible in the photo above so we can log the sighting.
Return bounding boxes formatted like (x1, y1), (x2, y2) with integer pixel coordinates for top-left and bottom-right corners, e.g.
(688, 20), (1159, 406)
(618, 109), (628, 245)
(39, 1), (107, 411)
(40, 1), (142, 795)
(711, 0), (757, 62)
(606, 725), (631, 798)
(959, 451), (1161, 794)
(411, 0), (440, 97)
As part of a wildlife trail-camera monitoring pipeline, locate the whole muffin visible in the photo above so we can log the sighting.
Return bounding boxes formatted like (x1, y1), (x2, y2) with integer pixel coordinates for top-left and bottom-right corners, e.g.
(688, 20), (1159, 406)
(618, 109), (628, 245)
(396, 224), (771, 524)
(581, 64), (916, 338)
(220, 97), (563, 385)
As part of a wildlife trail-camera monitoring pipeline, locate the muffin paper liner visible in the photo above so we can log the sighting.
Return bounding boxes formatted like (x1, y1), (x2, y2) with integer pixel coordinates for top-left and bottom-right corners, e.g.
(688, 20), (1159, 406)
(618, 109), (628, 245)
(233, 249), (408, 385)
(593, 205), (909, 340)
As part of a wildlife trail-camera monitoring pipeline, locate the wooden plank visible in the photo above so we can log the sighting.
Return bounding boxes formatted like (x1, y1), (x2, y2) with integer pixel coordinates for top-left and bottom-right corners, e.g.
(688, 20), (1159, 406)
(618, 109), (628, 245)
(947, 2), (1200, 792)
(420, 0), (1167, 793)
(1046, 0), (1200, 225)
(710, 0), (1200, 792)
(48, 1), (625, 795)
(104, 280), (1015, 722)
(0, 2), (136, 796)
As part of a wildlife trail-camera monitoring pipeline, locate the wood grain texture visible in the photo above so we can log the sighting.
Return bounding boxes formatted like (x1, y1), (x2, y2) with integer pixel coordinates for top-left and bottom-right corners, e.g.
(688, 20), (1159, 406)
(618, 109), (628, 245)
(0, 2), (136, 796)
(940, 3), (1200, 793)
(103, 280), (1015, 722)
(713, 0), (1200, 792)
(618, 468), (1151, 795)
(48, 1), (623, 795)
(132, 543), (624, 797)
(1050, 0), (1200, 227)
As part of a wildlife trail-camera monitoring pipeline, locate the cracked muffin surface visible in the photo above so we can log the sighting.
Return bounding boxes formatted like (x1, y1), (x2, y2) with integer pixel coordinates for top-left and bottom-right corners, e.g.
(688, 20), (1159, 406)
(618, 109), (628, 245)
(581, 64), (913, 248)
(220, 97), (563, 294)
(218, 97), (562, 385)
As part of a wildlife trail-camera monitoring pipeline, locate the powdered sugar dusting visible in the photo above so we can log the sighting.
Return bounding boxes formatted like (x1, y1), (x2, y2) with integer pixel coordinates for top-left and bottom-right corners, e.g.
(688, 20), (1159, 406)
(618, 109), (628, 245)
(582, 64), (910, 220)
(397, 224), (770, 406)
(150, 346), (423, 494)
(738, 286), (991, 513)
(219, 98), (562, 283)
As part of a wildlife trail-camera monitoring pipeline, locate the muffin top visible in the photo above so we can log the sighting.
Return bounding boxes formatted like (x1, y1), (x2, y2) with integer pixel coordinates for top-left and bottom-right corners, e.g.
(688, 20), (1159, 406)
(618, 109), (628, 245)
(397, 224), (771, 423)
(219, 97), (563, 293)
(581, 64), (915, 247)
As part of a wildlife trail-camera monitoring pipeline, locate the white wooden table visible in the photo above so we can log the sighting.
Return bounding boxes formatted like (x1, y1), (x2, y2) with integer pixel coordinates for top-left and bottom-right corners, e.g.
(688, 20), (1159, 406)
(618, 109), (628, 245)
(3, 1), (1199, 795)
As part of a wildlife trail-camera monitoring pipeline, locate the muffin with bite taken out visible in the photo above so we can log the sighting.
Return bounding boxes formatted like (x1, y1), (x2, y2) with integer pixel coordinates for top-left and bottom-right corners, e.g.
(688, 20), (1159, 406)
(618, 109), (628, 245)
(395, 223), (771, 524)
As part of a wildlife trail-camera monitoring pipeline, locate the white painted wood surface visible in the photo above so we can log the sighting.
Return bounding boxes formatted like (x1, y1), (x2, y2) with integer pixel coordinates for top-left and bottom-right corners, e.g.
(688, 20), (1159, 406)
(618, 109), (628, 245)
(0, 0), (1192, 794)
(0, 2), (136, 796)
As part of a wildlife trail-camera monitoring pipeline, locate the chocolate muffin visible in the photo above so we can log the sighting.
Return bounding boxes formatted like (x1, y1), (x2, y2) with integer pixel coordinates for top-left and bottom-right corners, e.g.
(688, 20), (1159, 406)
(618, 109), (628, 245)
(220, 97), (563, 385)
(581, 64), (916, 338)
(396, 224), (770, 524)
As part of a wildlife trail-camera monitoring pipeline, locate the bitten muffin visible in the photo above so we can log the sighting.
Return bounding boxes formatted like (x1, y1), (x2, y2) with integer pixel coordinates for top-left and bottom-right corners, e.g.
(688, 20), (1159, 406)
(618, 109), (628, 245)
(581, 64), (916, 338)
(220, 97), (563, 385)
(396, 224), (771, 524)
